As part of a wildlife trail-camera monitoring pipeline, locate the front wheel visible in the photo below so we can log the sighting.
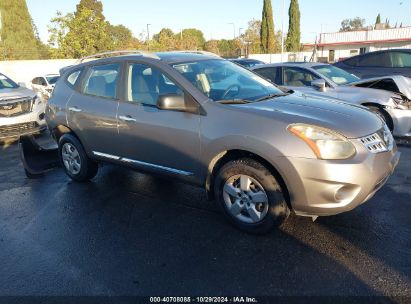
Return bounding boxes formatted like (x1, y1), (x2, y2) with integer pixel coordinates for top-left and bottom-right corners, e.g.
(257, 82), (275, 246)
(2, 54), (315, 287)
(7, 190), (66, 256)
(59, 134), (98, 182)
(214, 158), (290, 234)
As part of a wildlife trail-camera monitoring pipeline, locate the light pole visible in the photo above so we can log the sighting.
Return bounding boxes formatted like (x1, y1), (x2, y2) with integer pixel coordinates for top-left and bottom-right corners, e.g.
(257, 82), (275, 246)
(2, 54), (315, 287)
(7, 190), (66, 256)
(281, 0), (285, 62)
(228, 22), (236, 40)
(146, 24), (151, 51)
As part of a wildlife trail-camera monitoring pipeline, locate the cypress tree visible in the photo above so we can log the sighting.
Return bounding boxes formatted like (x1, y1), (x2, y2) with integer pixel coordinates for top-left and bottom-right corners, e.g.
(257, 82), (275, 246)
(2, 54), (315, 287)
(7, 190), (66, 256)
(285, 0), (301, 52)
(375, 13), (381, 25)
(260, 0), (277, 54)
(0, 0), (42, 59)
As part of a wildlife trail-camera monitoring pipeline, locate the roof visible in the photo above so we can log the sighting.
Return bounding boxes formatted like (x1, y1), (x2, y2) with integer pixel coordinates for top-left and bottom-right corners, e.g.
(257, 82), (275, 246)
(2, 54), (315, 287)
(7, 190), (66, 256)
(304, 27), (411, 47)
(156, 51), (220, 63)
(252, 62), (328, 69)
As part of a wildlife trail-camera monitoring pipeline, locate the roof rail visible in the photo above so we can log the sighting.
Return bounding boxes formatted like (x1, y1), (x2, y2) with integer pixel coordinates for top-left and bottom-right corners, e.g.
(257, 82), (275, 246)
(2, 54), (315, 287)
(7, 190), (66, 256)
(75, 50), (160, 64)
(173, 50), (221, 58)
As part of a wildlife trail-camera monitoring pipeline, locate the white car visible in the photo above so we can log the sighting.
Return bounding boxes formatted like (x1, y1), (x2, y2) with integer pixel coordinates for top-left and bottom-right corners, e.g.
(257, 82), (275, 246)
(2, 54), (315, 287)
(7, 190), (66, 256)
(0, 73), (47, 141)
(31, 74), (60, 101)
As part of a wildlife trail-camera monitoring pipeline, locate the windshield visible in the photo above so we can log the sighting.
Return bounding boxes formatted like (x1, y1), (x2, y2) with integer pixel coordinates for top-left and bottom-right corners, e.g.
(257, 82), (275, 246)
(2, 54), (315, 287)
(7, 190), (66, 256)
(0, 73), (19, 89)
(46, 76), (59, 85)
(313, 65), (359, 85)
(172, 59), (284, 102)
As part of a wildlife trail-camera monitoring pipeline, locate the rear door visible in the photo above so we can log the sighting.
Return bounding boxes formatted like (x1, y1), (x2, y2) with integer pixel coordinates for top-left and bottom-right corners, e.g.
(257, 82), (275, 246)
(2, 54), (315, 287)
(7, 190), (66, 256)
(66, 62), (121, 156)
(116, 62), (201, 177)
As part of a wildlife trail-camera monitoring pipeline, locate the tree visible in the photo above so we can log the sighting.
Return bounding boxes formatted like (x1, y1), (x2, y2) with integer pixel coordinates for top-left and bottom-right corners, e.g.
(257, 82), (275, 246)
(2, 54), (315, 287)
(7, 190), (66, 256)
(243, 19), (262, 54)
(76, 0), (104, 20)
(0, 0), (44, 59)
(180, 28), (205, 50)
(204, 40), (220, 55)
(285, 0), (301, 52)
(375, 13), (381, 25)
(339, 17), (366, 32)
(260, 0), (278, 53)
(109, 24), (134, 49)
(48, 6), (111, 58)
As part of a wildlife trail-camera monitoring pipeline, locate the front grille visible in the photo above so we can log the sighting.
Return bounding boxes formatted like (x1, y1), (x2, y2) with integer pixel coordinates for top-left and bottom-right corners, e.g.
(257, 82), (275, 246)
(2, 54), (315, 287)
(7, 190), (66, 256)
(0, 122), (39, 139)
(0, 97), (34, 117)
(359, 125), (394, 154)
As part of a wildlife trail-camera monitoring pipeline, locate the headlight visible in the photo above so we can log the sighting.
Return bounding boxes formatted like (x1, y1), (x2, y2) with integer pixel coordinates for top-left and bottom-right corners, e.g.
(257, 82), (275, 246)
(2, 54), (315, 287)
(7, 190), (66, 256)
(288, 124), (356, 160)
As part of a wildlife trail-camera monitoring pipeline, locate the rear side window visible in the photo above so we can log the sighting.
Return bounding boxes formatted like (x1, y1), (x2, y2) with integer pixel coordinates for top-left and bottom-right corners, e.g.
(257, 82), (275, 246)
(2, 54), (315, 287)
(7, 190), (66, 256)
(389, 52), (411, 68)
(254, 67), (278, 83)
(67, 70), (82, 87)
(83, 64), (120, 99)
(357, 52), (390, 67)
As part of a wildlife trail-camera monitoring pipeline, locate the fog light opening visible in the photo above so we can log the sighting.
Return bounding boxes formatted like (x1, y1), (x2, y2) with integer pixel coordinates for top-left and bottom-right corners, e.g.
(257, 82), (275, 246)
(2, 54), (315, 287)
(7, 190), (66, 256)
(334, 185), (358, 203)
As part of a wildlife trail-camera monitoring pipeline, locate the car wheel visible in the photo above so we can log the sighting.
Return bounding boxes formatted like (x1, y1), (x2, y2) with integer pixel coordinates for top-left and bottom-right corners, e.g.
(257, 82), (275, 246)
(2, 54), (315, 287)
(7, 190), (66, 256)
(59, 134), (98, 182)
(368, 106), (394, 132)
(214, 158), (290, 234)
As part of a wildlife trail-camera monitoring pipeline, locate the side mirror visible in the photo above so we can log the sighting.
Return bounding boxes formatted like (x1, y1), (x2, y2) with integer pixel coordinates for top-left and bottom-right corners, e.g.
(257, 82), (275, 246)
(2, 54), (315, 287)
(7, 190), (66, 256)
(157, 94), (186, 111)
(311, 79), (327, 92)
(157, 94), (200, 114)
(18, 82), (27, 88)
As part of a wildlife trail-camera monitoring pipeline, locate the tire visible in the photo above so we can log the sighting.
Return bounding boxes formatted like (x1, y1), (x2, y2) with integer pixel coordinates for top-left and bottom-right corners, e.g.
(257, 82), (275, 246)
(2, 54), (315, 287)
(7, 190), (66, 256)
(58, 134), (98, 182)
(368, 106), (394, 132)
(214, 158), (290, 234)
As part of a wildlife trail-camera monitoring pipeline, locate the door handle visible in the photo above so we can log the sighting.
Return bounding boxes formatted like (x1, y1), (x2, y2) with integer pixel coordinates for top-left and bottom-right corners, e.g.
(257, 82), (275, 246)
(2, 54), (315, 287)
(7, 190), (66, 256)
(119, 115), (137, 122)
(69, 107), (82, 112)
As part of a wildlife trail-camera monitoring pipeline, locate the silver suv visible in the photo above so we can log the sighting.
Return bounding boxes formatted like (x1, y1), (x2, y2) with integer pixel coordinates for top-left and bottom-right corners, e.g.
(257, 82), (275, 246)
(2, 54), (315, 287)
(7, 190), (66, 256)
(46, 51), (400, 233)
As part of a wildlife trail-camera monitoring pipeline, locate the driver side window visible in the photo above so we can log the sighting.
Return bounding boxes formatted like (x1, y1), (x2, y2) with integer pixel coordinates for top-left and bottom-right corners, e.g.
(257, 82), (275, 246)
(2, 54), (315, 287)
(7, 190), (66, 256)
(127, 64), (183, 106)
(282, 67), (319, 87)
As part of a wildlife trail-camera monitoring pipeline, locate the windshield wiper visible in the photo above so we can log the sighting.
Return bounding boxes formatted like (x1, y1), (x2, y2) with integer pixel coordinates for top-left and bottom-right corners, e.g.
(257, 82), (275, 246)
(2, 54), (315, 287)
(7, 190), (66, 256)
(254, 93), (287, 102)
(217, 99), (253, 104)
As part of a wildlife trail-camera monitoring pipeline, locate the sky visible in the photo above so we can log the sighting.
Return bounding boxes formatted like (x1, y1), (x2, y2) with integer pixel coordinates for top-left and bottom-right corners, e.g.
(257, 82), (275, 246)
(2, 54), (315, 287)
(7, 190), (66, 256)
(26, 0), (411, 44)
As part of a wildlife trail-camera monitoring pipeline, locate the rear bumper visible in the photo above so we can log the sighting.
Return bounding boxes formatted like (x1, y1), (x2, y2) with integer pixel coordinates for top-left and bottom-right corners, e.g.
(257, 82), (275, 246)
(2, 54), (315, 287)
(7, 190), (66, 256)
(275, 145), (400, 216)
(0, 104), (46, 140)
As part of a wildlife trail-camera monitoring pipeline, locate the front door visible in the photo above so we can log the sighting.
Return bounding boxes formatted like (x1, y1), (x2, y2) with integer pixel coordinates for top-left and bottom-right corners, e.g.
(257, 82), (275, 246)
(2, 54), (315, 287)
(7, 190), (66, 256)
(116, 62), (201, 177)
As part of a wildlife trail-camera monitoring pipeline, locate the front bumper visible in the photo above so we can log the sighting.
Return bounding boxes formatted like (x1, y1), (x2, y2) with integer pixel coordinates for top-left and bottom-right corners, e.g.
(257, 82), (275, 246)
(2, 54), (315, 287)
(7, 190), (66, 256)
(386, 108), (411, 137)
(275, 143), (400, 216)
(0, 103), (46, 140)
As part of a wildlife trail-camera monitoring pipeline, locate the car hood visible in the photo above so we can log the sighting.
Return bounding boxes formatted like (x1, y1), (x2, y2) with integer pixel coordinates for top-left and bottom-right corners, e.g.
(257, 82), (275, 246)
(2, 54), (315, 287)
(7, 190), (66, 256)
(348, 75), (411, 99)
(0, 86), (36, 103)
(336, 84), (395, 104)
(238, 91), (383, 138)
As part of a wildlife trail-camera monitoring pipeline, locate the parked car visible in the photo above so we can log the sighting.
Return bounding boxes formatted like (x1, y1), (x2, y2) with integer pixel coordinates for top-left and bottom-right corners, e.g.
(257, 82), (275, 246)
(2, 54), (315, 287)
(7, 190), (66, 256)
(31, 74), (60, 101)
(39, 51), (399, 234)
(334, 49), (411, 79)
(252, 62), (411, 137)
(229, 58), (265, 68)
(0, 73), (47, 141)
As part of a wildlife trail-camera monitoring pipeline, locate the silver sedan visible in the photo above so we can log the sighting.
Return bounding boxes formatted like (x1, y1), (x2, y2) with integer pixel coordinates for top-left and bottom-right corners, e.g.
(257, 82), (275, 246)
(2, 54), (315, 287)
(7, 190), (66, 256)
(252, 62), (411, 137)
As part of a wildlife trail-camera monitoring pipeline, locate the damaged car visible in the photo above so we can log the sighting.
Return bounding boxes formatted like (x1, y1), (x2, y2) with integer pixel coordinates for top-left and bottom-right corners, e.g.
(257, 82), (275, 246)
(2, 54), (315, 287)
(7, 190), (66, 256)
(252, 63), (411, 137)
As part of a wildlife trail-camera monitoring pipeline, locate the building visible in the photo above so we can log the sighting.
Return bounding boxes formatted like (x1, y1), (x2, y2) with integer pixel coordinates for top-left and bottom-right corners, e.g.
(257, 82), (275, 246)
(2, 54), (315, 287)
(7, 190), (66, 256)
(304, 26), (411, 63)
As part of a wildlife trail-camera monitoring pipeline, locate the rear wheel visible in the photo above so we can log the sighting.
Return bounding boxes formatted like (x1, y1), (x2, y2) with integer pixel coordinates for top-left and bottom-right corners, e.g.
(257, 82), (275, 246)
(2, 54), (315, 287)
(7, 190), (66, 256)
(367, 106), (394, 132)
(214, 158), (290, 234)
(59, 134), (98, 182)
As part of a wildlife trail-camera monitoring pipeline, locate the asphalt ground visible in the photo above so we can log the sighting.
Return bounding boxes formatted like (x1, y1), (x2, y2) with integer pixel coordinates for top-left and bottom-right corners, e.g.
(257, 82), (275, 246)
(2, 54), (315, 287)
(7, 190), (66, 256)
(0, 135), (410, 302)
